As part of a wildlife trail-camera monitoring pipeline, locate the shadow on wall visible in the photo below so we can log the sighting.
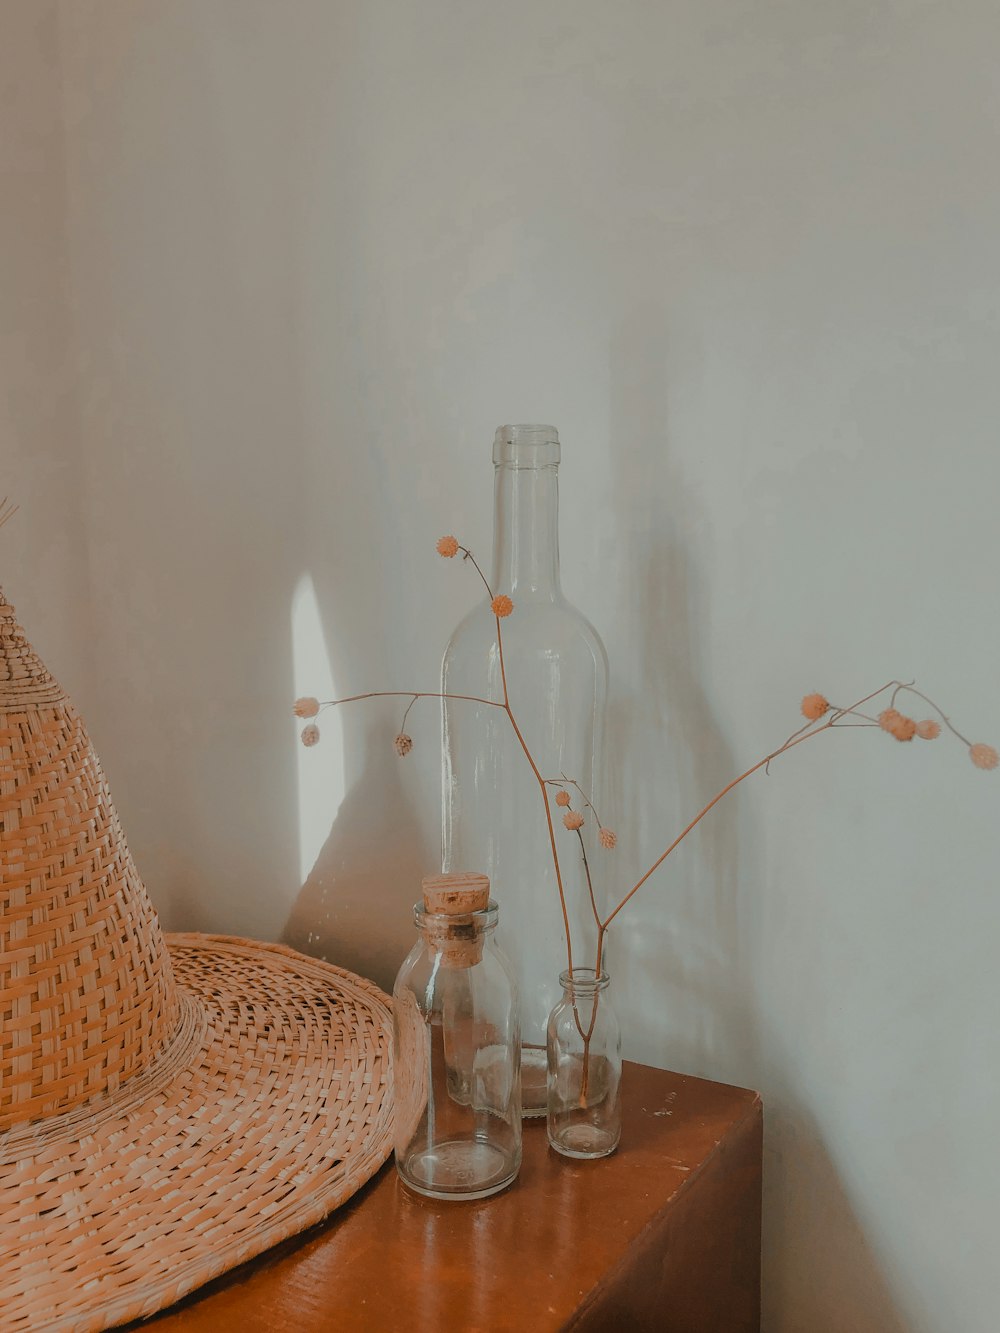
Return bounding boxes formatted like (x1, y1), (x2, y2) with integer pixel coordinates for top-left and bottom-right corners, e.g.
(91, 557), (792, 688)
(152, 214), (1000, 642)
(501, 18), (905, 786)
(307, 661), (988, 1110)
(284, 714), (433, 993)
(764, 1094), (908, 1332)
(281, 570), (431, 990)
(604, 303), (752, 1080)
(276, 447), (438, 986)
(604, 307), (906, 1332)
(614, 529), (756, 1075)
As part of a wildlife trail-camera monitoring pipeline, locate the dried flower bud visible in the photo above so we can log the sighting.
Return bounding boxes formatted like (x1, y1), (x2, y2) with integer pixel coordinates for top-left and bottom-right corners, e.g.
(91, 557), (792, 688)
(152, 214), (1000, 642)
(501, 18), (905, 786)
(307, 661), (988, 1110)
(969, 743), (999, 770)
(555, 790), (571, 807)
(437, 535), (459, 558)
(491, 594), (514, 618)
(890, 714), (917, 742)
(915, 719), (940, 740)
(878, 708), (917, 741)
(300, 723), (320, 747)
(394, 733), (414, 757)
(599, 828), (617, 850)
(563, 811), (585, 831)
(294, 696), (320, 718)
(801, 693), (829, 721)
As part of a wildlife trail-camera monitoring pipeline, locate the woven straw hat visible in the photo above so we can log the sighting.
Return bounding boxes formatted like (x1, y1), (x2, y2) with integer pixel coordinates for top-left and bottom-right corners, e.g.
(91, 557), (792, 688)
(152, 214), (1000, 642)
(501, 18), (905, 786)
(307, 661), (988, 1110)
(0, 589), (393, 1332)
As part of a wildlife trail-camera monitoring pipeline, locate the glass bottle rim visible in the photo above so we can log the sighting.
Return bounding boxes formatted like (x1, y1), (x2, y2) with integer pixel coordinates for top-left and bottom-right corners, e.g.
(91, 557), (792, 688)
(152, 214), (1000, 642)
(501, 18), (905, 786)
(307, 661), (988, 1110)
(493, 424), (560, 468)
(413, 899), (500, 931)
(558, 966), (610, 993)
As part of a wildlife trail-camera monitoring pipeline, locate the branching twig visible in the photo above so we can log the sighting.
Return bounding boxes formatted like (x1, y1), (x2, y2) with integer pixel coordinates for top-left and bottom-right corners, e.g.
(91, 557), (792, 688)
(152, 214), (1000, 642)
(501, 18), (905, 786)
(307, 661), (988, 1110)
(601, 681), (900, 931)
(298, 539), (997, 1109)
(319, 689), (507, 712)
(894, 683), (973, 747)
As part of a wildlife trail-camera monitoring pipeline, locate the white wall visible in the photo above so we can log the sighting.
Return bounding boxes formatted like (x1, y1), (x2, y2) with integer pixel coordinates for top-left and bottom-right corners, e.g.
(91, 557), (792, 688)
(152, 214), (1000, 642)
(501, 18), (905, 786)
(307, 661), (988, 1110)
(0, 1), (88, 693)
(6, 2), (1000, 1327)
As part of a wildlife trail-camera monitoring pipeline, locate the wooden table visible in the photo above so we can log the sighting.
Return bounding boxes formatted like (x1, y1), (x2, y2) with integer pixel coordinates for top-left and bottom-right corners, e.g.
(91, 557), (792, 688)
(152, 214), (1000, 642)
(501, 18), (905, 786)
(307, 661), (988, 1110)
(139, 1063), (762, 1332)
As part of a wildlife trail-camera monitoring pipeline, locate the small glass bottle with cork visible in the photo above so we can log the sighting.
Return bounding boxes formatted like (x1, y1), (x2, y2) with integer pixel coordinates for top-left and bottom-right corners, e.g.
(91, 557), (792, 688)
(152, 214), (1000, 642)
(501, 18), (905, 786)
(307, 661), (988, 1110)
(392, 871), (522, 1200)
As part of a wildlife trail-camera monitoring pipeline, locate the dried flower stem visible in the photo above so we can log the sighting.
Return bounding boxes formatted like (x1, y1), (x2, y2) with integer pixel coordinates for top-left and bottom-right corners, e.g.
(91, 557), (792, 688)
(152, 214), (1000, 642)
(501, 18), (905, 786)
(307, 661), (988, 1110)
(574, 829), (602, 936)
(602, 680), (898, 931)
(570, 827), (608, 1102)
(551, 681), (908, 1099)
(550, 777), (606, 829)
(459, 545), (495, 601)
(448, 544), (587, 1033)
(771, 705), (880, 767)
(317, 689), (507, 713)
(303, 537), (995, 1116)
(891, 682), (973, 747)
(488, 588), (578, 977)
(0, 497), (18, 529)
(320, 540), (581, 981)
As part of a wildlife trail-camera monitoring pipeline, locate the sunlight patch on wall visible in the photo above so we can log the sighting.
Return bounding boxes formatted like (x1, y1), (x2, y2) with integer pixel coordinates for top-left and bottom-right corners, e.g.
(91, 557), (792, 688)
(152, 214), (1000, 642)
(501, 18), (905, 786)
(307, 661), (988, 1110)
(292, 572), (345, 885)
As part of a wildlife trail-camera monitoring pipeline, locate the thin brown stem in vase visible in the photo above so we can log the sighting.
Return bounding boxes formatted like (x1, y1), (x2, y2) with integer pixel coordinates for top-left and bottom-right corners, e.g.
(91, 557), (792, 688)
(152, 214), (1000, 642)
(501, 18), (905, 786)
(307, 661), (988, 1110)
(576, 925), (608, 1106)
(457, 544), (585, 1032)
(561, 776), (606, 828)
(310, 537), (995, 1134)
(495, 613), (576, 977)
(575, 828), (602, 934)
(575, 829), (602, 1054)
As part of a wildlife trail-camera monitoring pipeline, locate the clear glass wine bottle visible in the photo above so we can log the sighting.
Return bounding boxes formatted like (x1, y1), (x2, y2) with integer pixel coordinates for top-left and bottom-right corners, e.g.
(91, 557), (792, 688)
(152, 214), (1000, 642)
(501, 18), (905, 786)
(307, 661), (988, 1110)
(441, 425), (608, 1117)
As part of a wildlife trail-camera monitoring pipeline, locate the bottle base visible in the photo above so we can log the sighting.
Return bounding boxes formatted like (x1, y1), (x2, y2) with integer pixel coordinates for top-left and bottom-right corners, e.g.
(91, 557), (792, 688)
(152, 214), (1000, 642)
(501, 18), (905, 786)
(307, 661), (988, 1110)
(548, 1123), (619, 1159)
(399, 1140), (520, 1200)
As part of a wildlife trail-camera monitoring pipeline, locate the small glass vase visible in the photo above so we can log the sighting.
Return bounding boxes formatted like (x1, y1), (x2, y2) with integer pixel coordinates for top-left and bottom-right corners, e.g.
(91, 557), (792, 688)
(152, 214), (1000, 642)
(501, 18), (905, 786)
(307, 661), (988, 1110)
(546, 968), (621, 1159)
(392, 872), (522, 1200)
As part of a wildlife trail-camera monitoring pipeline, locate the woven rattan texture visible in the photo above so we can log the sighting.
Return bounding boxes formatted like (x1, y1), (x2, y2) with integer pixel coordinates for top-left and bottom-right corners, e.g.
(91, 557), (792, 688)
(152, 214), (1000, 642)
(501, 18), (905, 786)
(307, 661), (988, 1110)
(0, 936), (394, 1333)
(1, 598), (179, 1130)
(0, 595), (63, 706)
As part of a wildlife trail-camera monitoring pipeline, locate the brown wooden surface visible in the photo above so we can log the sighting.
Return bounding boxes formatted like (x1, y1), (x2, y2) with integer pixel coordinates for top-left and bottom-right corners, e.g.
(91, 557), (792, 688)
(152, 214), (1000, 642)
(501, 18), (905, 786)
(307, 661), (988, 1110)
(136, 1062), (762, 1332)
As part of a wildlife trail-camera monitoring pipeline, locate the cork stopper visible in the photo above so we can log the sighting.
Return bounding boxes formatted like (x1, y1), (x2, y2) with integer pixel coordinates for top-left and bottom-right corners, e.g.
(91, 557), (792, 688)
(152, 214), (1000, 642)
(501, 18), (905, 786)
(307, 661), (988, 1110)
(419, 872), (491, 968)
(421, 872), (490, 915)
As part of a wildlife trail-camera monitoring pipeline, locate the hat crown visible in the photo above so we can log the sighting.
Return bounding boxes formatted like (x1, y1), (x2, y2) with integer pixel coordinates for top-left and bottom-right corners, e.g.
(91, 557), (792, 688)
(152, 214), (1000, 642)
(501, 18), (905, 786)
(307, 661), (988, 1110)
(1, 592), (182, 1132)
(0, 591), (61, 704)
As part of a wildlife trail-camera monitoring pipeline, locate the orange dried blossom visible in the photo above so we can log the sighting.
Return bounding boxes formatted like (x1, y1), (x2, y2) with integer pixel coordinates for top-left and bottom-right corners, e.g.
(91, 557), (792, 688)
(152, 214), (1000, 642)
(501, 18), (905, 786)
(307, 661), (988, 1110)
(801, 693), (829, 721)
(970, 743), (999, 770)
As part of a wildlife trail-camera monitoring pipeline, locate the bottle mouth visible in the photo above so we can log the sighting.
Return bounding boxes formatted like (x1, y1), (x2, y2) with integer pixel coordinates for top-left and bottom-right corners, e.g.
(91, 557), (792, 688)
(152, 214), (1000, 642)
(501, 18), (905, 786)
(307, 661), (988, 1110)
(414, 900), (500, 932)
(558, 967), (609, 994)
(493, 424), (560, 468)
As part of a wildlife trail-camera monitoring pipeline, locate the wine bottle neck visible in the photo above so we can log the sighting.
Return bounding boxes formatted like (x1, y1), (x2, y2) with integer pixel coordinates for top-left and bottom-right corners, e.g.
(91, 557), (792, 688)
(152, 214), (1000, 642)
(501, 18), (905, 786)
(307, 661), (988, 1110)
(489, 425), (562, 598)
(491, 461), (561, 598)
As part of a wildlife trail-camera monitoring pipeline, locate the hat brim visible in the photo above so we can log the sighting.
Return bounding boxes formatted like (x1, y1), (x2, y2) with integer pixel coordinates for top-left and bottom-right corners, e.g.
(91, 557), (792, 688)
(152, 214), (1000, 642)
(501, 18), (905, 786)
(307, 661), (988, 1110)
(0, 934), (393, 1333)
